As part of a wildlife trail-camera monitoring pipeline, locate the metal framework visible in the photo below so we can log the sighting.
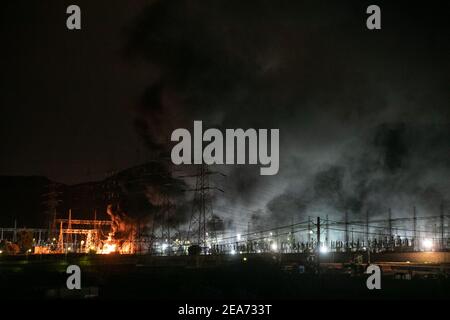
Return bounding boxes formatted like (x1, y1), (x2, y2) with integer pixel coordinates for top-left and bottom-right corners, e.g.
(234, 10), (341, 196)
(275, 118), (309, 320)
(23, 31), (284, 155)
(55, 211), (112, 253)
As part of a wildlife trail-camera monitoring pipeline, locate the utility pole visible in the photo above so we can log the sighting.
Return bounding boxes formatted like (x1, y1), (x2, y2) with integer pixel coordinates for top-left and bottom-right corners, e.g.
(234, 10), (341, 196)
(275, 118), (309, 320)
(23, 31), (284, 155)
(316, 217), (321, 272)
(275, 227), (280, 253)
(160, 193), (172, 255)
(307, 216), (311, 244)
(434, 223), (437, 248)
(366, 215), (372, 263)
(290, 216), (295, 253)
(344, 211), (349, 251)
(413, 206), (417, 250)
(317, 217), (321, 247)
(440, 203), (445, 250)
(388, 208), (392, 236)
(67, 209), (73, 249)
(351, 227), (354, 246)
(388, 208), (392, 248)
(58, 220), (63, 251)
(365, 210), (369, 248)
(325, 214), (329, 248)
(247, 221), (250, 254)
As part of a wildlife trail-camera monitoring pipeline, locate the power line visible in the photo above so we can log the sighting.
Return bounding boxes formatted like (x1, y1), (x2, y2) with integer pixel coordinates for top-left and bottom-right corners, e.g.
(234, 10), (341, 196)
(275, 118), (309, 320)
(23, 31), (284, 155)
(327, 226), (442, 240)
(216, 220), (309, 243)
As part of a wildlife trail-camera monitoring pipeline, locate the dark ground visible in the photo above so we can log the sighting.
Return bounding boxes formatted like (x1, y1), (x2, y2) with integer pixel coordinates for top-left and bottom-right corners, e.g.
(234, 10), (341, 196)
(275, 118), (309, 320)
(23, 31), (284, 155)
(0, 254), (449, 300)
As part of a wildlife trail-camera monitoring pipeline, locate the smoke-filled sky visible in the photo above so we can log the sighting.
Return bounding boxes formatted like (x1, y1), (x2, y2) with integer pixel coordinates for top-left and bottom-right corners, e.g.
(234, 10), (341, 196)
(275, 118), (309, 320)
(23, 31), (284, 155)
(1, 0), (449, 226)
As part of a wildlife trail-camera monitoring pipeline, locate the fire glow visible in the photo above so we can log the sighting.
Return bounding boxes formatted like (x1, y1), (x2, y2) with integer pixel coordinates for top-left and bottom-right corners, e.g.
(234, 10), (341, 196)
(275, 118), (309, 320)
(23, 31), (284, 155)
(100, 242), (117, 254)
(30, 204), (137, 255)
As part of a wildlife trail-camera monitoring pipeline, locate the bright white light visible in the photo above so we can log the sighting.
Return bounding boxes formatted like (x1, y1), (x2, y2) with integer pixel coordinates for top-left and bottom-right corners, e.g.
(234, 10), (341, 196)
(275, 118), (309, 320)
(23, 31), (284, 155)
(161, 243), (169, 251)
(422, 238), (433, 250)
(0, 250), (3, 254)
(309, 230), (313, 234)
(270, 243), (278, 251)
(237, 234), (241, 241)
(319, 246), (328, 254)
(257, 250), (262, 254)
(269, 232), (273, 236)
(230, 249), (236, 255)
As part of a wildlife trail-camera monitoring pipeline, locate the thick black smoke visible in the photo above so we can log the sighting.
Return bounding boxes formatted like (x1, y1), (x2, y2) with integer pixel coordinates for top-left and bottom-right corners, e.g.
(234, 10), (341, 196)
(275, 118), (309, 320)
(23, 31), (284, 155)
(125, 0), (450, 228)
(108, 160), (190, 230)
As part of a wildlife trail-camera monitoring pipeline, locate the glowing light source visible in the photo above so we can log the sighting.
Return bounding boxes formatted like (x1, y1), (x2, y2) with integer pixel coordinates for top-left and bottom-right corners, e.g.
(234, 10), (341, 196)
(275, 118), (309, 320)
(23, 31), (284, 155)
(0, 250), (3, 254)
(319, 246), (328, 254)
(237, 234), (241, 241)
(100, 243), (116, 254)
(243, 257), (247, 262)
(270, 243), (278, 251)
(422, 238), (433, 250)
(230, 249), (236, 255)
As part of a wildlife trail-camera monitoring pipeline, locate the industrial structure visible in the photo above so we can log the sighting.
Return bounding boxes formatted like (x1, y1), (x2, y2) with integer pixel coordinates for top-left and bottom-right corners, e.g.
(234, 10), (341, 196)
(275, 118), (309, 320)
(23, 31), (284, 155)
(1, 205), (448, 258)
(0, 162), (449, 259)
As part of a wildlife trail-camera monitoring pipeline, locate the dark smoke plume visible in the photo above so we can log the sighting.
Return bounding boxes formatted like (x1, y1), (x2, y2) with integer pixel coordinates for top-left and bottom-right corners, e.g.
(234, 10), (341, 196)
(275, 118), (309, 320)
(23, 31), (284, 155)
(124, 0), (450, 227)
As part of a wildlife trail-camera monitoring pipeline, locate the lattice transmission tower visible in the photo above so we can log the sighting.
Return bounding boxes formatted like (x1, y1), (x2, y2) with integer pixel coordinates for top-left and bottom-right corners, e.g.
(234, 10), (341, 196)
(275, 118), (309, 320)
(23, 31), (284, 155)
(187, 164), (224, 248)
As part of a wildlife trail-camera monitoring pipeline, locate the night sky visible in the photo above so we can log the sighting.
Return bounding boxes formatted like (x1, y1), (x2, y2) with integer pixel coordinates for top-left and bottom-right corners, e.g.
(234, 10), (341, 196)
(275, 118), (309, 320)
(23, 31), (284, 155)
(1, 0), (150, 184)
(1, 1), (449, 225)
